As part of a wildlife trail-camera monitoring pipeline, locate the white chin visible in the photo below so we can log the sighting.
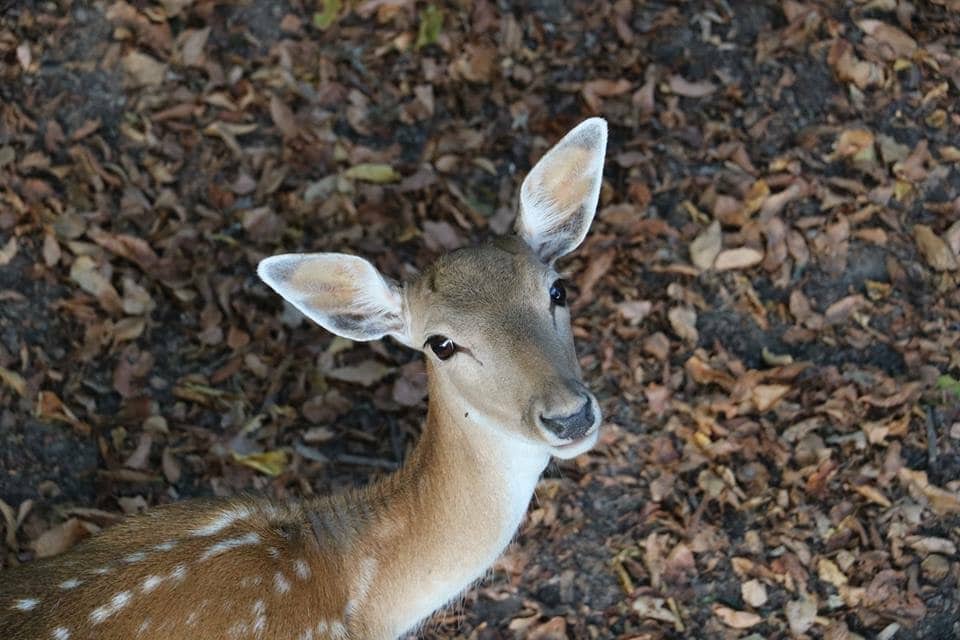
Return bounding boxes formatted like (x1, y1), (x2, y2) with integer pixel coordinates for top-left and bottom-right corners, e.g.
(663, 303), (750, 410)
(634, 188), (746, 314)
(549, 428), (600, 460)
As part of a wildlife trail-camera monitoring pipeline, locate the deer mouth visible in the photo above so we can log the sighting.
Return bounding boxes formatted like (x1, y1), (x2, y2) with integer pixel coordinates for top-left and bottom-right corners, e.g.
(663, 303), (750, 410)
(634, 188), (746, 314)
(550, 426), (600, 459)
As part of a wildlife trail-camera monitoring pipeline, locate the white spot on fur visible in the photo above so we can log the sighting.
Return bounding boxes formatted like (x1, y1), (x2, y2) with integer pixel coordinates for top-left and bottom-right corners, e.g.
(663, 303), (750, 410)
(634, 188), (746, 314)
(345, 557), (377, 619)
(185, 610), (199, 626)
(59, 578), (82, 590)
(329, 621), (347, 639)
(137, 618), (151, 636)
(273, 571), (290, 594)
(298, 629), (314, 640)
(89, 591), (131, 624)
(191, 505), (254, 537)
(200, 532), (261, 560)
(141, 575), (163, 594)
(123, 552), (147, 564)
(13, 598), (39, 611)
(169, 563), (188, 582)
(240, 575), (263, 588)
(294, 559), (311, 580)
(92, 567), (111, 576)
(266, 546), (280, 558)
(52, 627), (70, 640)
(252, 599), (267, 638)
(154, 540), (177, 551)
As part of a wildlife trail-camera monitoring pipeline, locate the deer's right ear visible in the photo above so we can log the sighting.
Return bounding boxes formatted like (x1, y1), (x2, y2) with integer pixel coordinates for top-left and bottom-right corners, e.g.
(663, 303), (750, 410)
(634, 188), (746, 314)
(257, 253), (411, 346)
(516, 118), (607, 264)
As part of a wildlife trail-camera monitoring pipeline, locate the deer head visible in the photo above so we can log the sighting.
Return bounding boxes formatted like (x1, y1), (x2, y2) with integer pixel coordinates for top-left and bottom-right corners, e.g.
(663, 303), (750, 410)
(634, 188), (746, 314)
(258, 118), (607, 460)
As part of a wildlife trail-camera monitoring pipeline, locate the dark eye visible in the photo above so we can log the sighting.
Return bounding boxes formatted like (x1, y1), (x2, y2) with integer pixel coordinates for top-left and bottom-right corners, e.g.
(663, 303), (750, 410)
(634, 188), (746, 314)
(425, 335), (457, 360)
(549, 280), (567, 307)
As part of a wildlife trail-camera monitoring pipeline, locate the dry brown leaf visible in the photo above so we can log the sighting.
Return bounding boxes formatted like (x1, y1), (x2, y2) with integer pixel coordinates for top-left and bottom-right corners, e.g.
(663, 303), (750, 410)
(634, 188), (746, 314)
(270, 94), (299, 139)
(31, 518), (91, 558)
(633, 596), (682, 624)
(714, 605), (762, 629)
(668, 307), (698, 344)
(818, 558), (849, 588)
(0, 237), (17, 266)
(913, 224), (958, 271)
(121, 50), (167, 87)
(326, 360), (393, 387)
(833, 129), (875, 162)
(752, 384), (790, 412)
(668, 75), (717, 97)
(785, 597), (817, 635)
(178, 27), (210, 67)
(857, 19), (918, 59)
(618, 300), (652, 326)
(690, 220), (721, 270)
(0, 366), (27, 397)
(898, 468), (960, 515)
(905, 536), (957, 555)
(581, 79), (632, 112)
(741, 579), (768, 607)
(714, 247), (763, 271)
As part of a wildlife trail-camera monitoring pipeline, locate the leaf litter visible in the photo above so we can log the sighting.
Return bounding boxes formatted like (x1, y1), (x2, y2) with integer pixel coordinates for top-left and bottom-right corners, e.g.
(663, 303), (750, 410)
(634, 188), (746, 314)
(0, 1), (959, 639)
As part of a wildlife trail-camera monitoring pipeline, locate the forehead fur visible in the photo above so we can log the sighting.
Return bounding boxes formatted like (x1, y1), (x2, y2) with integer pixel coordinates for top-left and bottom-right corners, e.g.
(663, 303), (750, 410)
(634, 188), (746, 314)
(411, 237), (545, 310)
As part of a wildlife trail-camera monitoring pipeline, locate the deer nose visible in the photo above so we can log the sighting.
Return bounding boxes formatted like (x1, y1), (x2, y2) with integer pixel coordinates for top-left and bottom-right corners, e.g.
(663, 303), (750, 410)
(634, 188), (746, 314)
(538, 396), (596, 440)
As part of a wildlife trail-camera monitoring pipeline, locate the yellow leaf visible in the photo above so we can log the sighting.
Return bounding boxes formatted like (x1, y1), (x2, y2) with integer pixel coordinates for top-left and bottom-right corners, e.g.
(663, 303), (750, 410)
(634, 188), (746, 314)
(0, 366), (26, 397)
(344, 163), (400, 183)
(232, 450), (288, 476)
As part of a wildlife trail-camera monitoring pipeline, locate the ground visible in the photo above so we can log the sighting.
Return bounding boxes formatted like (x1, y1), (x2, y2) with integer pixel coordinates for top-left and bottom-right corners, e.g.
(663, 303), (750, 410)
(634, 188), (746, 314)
(1, 0), (960, 638)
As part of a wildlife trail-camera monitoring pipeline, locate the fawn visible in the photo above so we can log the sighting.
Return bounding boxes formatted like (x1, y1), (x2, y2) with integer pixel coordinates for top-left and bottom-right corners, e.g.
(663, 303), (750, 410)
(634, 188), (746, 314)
(0, 117), (608, 640)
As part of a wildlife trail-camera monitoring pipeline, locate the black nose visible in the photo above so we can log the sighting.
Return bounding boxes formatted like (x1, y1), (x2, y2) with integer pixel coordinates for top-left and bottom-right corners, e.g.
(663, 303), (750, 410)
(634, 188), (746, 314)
(539, 397), (595, 440)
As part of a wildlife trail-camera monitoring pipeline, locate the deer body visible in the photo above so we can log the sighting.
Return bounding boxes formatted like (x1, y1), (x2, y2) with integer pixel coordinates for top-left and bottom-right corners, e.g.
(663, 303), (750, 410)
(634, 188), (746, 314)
(0, 119), (608, 640)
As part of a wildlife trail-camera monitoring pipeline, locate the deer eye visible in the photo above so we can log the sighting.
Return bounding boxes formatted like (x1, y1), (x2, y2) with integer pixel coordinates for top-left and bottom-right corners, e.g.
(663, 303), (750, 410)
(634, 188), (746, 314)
(425, 335), (457, 360)
(549, 280), (567, 307)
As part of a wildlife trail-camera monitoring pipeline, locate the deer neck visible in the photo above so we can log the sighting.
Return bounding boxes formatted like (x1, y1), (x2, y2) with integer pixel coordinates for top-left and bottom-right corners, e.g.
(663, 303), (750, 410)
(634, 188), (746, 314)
(354, 383), (550, 637)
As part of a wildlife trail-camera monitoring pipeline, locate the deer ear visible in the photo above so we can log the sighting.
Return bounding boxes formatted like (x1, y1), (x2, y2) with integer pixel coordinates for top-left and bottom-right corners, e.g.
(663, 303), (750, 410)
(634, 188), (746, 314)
(257, 253), (410, 345)
(516, 118), (607, 264)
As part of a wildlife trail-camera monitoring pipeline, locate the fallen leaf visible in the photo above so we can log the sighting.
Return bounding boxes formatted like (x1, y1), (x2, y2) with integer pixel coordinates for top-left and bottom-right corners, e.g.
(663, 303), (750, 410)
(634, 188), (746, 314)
(344, 163), (400, 183)
(633, 596), (682, 624)
(582, 79), (631, 112)
(0, 237), (17, 266)
(618, 300), (652, 326)
(741, 579), (768, 607)
(416, 4), (443, 49)
(669, 75), (717, 98)
(857, 19), (917, 59)
(690, 220), (722, 270)
(714, 247), (763, 271)
(914, 225), (958, 271)
(121, 50), (167, 87)
(313, 0), (342, 30)
(714, 605), (762, 629)
(668, 307), (698, 344)
(178, 27), (210, 67)
(905, 536), (956, 556)
(785, 597), (817, 635)
(326, 360), (393, 386)
(752, 384), (790, 412)
(31, 518), (91, 558)
(818, 558), (849, 588)
(0, 366), (26, 397)
(232, 450), (288, 476)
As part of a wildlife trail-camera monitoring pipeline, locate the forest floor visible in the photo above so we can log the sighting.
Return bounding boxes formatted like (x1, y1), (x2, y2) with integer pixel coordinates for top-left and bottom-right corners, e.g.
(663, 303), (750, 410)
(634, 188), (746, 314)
(1, 0), (960, 638)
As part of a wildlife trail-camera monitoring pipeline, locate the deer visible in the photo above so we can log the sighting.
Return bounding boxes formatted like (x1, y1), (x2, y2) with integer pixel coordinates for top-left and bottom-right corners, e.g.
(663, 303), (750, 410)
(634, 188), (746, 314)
(0, 117), (608, 640)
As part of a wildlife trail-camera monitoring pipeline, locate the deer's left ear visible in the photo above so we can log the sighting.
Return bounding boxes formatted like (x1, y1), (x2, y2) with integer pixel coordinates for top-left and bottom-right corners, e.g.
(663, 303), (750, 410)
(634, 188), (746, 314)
(515, 118), (607, 264)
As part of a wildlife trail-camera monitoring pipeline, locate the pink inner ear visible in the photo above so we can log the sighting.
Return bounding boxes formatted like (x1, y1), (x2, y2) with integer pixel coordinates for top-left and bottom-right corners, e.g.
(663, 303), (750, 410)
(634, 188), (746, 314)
(536, 146), (595, 216)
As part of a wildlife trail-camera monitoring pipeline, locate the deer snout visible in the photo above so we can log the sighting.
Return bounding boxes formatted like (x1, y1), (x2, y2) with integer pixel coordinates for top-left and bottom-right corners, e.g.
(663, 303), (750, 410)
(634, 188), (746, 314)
(538, 395), (596, 441)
